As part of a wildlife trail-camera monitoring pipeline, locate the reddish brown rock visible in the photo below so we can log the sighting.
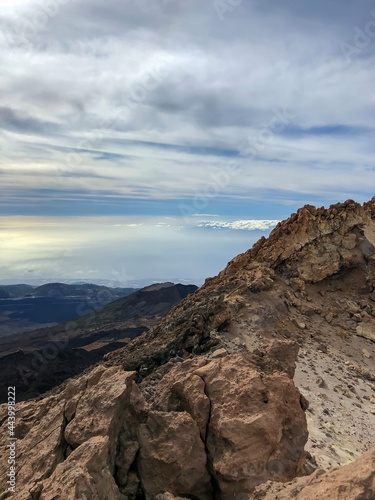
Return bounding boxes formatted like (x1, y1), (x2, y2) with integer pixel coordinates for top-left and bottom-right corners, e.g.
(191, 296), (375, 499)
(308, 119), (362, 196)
(252, 446), (375, 500)
(356, 319), (375, 342)
(257, 339), (299, 378)
(105, 199), (375, 392)
(0, 399), (65, 497)
(0, 366), (141, 499)
(153, 357), (210, 440)
(39, 436), (119, 500)
(197, 355), (307, 497)
(1, 199), (375, 499)
(138, 410), (212, 499)
(152, 344), (308, 498)
(64, 366), (136, 450)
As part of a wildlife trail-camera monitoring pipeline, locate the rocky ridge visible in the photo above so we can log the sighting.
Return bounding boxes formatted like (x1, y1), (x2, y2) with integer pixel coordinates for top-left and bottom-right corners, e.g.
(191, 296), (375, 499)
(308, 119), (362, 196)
(1, 198), (375, 499)
(106, 198), (375, 469)
(0, 340), (308, 499)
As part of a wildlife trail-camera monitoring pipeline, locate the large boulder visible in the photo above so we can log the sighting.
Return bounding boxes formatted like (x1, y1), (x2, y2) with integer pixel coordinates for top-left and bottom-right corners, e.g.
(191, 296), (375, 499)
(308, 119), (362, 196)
(64, 366), (136, 450)
(0, 365), (140, 500)
(138, 410), (212, 499)
(39, 436), (119, 500)
(0, 341), (308, 500)
(152, 342), (308, 498)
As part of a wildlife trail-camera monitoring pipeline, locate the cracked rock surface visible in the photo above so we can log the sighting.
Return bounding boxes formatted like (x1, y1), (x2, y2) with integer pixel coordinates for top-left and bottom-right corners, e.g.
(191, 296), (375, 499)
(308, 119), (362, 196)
(1, 198), (375, 499)
(0, 342), (307, 499)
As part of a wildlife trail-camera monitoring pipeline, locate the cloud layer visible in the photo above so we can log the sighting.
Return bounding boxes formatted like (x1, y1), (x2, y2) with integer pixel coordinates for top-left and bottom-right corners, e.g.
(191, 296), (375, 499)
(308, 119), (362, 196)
(1, 0), (375, 217)
(196, 220), (280, 231)
(1, 0), (375, 283)
(0, 215), (274, 285)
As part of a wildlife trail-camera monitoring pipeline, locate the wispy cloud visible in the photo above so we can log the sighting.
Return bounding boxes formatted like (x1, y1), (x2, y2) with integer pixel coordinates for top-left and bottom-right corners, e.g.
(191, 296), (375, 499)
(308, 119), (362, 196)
(0, 0), (374, 218)
(1, 0), (374, 282)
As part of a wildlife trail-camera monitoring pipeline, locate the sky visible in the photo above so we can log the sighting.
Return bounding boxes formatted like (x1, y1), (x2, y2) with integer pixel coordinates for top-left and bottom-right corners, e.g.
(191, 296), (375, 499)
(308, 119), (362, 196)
(0, 0), (374, 285)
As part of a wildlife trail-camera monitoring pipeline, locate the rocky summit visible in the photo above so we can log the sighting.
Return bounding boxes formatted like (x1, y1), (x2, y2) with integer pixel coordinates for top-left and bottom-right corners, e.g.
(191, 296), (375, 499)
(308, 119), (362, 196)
(1, 198), (375, 499)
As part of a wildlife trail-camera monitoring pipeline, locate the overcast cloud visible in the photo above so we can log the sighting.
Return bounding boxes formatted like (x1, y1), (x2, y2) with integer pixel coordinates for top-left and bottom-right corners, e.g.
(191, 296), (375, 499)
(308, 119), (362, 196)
(1, 0), (374, 283)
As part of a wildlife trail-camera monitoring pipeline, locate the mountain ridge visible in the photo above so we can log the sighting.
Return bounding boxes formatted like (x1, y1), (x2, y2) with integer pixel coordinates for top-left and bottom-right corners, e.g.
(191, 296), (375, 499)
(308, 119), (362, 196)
(106, 198), (375, 372)
(0, 282), (197, 403)
(0, 282), (138, 337)
(104, 198), (375, 470)
(1, 199), (374, 499)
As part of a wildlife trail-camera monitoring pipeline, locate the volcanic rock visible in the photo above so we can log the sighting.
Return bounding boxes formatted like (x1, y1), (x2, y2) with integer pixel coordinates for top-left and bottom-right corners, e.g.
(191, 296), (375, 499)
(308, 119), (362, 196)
(252, 446), (375, 500)
(1, 198), (375, 499)
(105, 198), (375, 470)
(0, 341), (307, 499)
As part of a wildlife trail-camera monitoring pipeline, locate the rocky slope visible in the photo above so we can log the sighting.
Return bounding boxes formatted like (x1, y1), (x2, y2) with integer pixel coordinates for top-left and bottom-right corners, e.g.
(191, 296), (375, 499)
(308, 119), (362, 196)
(0, 282), (197, 357)
(0, 198), (375, 499)
(251, 446), (375, 499)
(0, 340), (308, 499)
(106, 198), (375, 470)
(0, 283), (197, 403)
